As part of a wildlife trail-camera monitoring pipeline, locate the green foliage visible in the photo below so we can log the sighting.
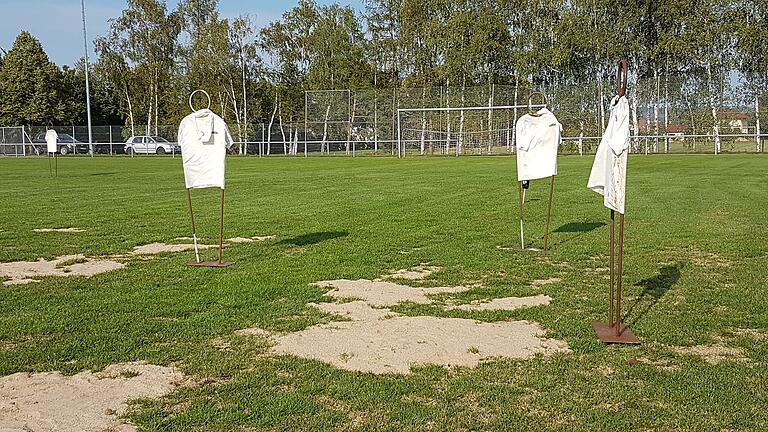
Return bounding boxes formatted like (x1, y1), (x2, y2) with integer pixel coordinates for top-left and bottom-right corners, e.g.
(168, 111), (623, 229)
(0, 32), (62, 126)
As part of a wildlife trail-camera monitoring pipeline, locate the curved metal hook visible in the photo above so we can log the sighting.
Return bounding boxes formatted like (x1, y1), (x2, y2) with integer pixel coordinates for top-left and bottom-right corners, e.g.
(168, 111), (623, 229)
(616, 59), (628, 97)
(528, 92), (548, 117)
(189, 89), (212, 112)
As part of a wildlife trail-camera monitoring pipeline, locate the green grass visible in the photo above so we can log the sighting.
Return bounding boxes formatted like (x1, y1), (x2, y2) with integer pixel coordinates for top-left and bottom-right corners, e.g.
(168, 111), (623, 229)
(0, 155), (767, 431)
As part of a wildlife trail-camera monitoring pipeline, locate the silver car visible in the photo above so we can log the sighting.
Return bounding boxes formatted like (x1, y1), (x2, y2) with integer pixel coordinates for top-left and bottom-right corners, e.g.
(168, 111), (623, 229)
(124, 136), (180, 155)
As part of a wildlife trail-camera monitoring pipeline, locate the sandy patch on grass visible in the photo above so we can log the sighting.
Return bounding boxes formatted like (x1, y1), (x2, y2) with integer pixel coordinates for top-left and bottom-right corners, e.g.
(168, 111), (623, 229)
(384, 265), (442, 281)
(671, 344), (748, 364)
(227, 236), (276, 243)
(239, 273), (569, 374)
(317, 279), (472, 307)
(264, 301), (569, 374)
(0, 362), (187, 432)
(531, 278), (561, 287)
(33, 228), (85, 233)
(447, 295), (551, 312)
(1, 255), (125, 286)
(131, 242), (213, 255)
(686, 248), (732, 268)
(732, 328), (768, 341)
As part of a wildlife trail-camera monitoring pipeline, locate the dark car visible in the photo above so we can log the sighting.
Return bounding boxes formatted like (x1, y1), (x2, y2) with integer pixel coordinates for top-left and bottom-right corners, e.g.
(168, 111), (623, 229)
(32, 132), (89, 155)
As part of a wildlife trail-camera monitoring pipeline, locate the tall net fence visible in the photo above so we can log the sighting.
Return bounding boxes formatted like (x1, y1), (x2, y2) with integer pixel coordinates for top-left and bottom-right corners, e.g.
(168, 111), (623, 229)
(2, 80), (765, 157)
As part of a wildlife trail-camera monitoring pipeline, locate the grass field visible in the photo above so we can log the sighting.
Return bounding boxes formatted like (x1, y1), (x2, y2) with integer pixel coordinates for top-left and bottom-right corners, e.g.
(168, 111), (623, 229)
(1, 155), (767, 431)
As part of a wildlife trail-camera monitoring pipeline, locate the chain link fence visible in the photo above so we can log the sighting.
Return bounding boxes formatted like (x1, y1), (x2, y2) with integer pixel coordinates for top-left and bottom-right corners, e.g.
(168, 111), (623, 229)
(2, 81), (765, 157)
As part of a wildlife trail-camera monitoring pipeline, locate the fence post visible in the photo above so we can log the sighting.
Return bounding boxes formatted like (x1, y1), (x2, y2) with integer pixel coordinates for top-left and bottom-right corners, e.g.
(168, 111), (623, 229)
(20, 125), (24, 158)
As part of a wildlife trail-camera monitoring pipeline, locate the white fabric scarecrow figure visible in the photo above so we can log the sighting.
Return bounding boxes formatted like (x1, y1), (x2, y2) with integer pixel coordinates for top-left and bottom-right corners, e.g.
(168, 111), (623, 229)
(45, 129), (58, 154)
(515, 108), (562, 181)
(588, 95), (631, 214)
(177, 109), (234, 189)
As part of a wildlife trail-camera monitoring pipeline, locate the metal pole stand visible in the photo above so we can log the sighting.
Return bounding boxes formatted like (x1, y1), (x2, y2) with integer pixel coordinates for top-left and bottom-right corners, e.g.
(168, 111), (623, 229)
(518, 176), (555, 252)
(187, 188), (234, 268)
(592, 210), (639, 344)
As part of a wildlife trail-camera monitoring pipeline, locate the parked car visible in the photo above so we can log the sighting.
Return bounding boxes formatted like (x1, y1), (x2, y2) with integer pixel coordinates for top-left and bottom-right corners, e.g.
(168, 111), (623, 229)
(124, 136), (180, 155)
(32, 132), (89, 155)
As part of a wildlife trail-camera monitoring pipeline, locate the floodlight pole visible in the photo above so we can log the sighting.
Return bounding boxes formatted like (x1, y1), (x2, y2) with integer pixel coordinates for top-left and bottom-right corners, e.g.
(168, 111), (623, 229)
(81, 0), (94, 157)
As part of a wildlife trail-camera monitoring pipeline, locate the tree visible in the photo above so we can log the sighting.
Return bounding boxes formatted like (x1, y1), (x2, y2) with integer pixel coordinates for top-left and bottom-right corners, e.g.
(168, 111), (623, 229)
(96, 0), (181, 135)
(0, 32), (62, 126)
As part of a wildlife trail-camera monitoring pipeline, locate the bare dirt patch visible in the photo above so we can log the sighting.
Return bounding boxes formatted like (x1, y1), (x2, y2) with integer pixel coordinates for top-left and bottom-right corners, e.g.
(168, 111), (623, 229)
(263, 301), (569, 374)
(384, 265), (442, 281)
(732, 328), (768, 341)
(0, 362), (187, 432)
(33, 228), (85, 233)
(447, 295), (552, 312)
(671, 344), (748, 364)
(226, 236), (276, 243)
(239, 273), (569, 374)
(131, 243), (212, 255)
(531, 278), (561, 287)
(685, 247), (732, 268)
(1, 255), (125, 286)
(317, 279), (472, 307)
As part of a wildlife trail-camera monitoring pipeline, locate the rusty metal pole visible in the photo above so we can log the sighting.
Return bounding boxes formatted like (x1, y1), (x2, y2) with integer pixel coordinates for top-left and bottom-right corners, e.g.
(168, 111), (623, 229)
(609, 210), (615, 328)
(544, 176), (555, 251)
(616, 212), (625, 336)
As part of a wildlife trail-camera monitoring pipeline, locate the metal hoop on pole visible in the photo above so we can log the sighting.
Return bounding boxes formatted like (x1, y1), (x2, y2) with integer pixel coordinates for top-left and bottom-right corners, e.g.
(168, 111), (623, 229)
(528, 92), (548, 116)
(616, 59), (628, 97)
(189, 89), (212, 112)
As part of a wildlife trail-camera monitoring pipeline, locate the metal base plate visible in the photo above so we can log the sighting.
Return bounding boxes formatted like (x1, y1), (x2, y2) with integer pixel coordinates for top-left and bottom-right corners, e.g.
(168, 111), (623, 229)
(592, 322), (640, 344)
(524, 247), (543, 252)
(188, 261), (234, 268)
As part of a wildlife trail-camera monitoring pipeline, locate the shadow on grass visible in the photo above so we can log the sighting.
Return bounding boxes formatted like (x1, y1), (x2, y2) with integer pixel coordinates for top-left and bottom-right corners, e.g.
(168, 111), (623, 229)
(278, 231), (349, 247)
(625, 263), (683, 326)
(549, 221), (606, 248)
(554, 222), (606, 233)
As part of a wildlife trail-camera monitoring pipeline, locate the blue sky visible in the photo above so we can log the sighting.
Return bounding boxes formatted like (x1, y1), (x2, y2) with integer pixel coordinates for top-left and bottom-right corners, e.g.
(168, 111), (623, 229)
(0, 0), (365, 67)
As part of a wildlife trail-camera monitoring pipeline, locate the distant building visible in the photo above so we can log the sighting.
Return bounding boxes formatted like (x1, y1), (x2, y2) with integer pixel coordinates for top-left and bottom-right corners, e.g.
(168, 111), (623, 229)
(637, 117), (686, 135)
(718, 111), (751, 134)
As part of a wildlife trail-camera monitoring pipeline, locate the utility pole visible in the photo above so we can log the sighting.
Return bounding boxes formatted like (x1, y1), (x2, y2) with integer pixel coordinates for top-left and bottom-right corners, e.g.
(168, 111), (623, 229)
(81, 0), (94, 157)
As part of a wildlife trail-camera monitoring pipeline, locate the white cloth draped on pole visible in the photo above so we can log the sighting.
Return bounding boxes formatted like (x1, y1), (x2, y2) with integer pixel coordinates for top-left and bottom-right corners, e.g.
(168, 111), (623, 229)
(588, 95), (631, 214)
(45, 129), (58, 153)
(515, 108), (562, 181)
(178, 109), (234, 189)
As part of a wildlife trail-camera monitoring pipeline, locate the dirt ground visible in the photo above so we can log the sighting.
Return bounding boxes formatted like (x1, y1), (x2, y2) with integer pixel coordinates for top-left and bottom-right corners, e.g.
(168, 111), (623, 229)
(239, 267), (569, 374)
(0, 362), (187, 432)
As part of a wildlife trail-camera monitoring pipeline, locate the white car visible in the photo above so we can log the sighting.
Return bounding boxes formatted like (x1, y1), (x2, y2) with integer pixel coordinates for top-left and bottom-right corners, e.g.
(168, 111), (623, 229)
(124, 136), (180, 155)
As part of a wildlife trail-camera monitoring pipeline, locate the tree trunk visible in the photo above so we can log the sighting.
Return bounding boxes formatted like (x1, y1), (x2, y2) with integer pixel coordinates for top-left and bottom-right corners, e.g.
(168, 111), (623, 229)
(664, 61), (670, 153)
(124, 83), (135, 137)
(420, 87), (426, 155)
(654, 66), (660, 153)
(706, 60), (721, 154)
(241, 46), (248, 155)
(755, 91), (761, 152)
(629, 59), (640, 152)
(267, 97), (277, 157)
(279, 111), (287, 155)
(487, 81), (494, 155)
(321, 104), (331, 154)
